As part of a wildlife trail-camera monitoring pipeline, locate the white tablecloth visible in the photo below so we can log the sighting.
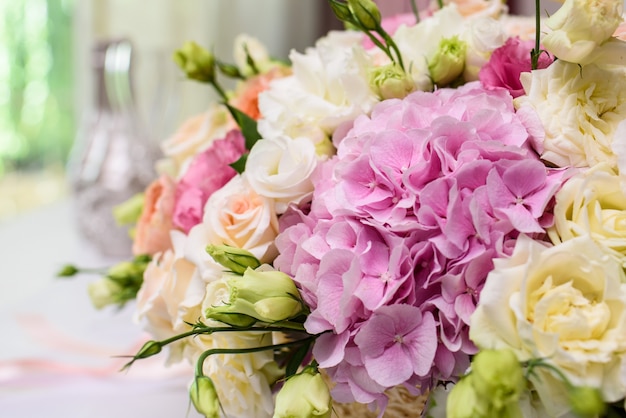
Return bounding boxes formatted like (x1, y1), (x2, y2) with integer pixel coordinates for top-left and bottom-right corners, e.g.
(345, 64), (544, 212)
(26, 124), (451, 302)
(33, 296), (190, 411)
(0, 200), (201, 417)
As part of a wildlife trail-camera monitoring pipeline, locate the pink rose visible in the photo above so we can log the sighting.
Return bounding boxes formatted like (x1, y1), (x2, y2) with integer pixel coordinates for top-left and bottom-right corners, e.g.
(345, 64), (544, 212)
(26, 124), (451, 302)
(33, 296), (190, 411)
(479, 37), (553, 98)
(133, 174), (176, 255)
(172, 129), (246, 233)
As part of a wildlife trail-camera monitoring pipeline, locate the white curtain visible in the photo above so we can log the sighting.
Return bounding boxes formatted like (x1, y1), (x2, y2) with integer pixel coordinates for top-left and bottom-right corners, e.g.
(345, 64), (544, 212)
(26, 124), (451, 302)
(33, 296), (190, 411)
(73, 0), (324, 142)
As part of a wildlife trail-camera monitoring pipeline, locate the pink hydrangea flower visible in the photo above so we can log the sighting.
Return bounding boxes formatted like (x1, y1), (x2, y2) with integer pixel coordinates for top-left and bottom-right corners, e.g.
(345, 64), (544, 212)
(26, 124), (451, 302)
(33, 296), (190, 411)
(479, 37), (554, 98)
(172, 129), (246, 233)
(274, 82), (567, 411)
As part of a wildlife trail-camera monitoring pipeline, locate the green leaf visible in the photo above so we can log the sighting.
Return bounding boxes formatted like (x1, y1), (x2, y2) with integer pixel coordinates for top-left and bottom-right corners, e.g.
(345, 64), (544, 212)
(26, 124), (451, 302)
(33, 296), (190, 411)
(229, 153), (248, 174)
(224, 103), (260, 150)
(285, 340), (312, 378)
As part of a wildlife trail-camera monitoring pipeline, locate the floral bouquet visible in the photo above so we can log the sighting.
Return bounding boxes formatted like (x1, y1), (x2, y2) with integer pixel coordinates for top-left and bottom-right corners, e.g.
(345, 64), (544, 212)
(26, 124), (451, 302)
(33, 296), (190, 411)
(61, 0), (626, 416)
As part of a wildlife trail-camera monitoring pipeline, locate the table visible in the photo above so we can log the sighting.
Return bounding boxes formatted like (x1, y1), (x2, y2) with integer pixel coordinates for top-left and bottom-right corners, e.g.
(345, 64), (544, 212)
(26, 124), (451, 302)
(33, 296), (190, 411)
(0, 199), (201, 417)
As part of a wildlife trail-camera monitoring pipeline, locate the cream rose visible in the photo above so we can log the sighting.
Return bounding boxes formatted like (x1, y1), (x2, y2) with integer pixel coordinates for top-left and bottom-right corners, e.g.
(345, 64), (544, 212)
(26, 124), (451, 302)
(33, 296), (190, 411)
(549, 163), (626, 267)
(244, 136), (317, 214)
(471, 235), (626, 415)
(189, 175), (278, 264)
(542, 0), (623, 65)
(515, 60), (626, 168)
(134, 231), (206, 363)
(159, 103), (236, 177)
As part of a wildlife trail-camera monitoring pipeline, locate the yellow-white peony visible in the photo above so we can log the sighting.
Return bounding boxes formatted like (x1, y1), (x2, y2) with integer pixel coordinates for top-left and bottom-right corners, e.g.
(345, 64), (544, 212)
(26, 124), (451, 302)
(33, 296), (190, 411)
(542, 0), (624, 65)
(549, 163), (626, 267)
(471, 235), (626, 416)
(515, 60), (626, 168)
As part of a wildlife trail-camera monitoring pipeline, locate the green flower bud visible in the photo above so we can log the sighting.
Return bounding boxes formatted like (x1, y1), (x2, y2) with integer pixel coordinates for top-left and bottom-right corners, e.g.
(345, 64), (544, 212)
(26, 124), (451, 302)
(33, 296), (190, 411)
(216, 60), (243, 79)
(205, 311), (258, 328)
(567, 386), (606, 418)
(369, 63), (415, 100)
(57, 264), (79, 277)
(471, 349), (525, 410)
(448, 376), (487, 418)
(173, 41), (215, 83)
(87, 277), (124, 309)
(134, 340), (162, 359)
(428, 36), (467, 86)
(107, 261), (143, 281)
(206, 268), (304, 324)
(190, 376), (220, 418)
(274, 367), (331, 418)
(112, 193), (144, 226)
(347, 0), (381, 31)
(206, 244), (261, 275)
(328, 0), (352, 22)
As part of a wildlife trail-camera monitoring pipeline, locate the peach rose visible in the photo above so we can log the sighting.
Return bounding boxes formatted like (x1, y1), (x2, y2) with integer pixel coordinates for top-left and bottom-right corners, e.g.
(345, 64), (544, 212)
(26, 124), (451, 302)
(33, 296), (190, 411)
(133, 174), (176, 256)
(229, 66), (291, 120)
(192, 175), (279, 264)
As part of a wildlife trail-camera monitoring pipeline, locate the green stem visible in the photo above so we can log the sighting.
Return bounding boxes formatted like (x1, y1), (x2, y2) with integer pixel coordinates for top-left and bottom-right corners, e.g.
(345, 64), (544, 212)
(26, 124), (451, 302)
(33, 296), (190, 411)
(410, 0), (420, 23)
(211, 80), (228, 101)
(156, 325), (309, 351)
(194, 336), (317, 377)
(531, 0), (541, 70)
(437, 0), (444, 9)
(380, 29), (405, 71)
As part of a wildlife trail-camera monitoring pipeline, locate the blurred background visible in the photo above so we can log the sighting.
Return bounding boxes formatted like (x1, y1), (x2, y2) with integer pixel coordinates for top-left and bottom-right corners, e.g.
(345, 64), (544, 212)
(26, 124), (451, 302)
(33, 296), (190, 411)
(0, 0), (563, 223)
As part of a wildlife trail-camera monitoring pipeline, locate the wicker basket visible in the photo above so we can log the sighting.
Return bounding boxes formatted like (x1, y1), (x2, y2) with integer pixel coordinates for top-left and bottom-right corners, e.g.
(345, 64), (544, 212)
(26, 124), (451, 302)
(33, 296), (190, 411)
(323, 372), (429, 417)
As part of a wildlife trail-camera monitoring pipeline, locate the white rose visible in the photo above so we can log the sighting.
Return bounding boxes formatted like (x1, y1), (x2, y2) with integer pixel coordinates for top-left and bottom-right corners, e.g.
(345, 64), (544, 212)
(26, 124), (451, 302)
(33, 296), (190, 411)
(463, 15), (506, 81)
(159, 103), (236, 177)
(257, 30), (378, 143)
(549, 163), (626, 267)
(196, 175), (279, 263)
(471, 235), (626, 415)
(515, 60), (626, 168)
(542, 0), (623, 65)
(244, 136), (317, 214)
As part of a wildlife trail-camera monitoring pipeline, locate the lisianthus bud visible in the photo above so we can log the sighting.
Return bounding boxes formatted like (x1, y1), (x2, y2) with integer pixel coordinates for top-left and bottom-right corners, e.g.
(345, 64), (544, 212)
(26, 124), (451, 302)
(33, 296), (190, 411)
(87, 277), (123, 309)
(173, 41), (215, 82)
(134, 340), (162, 359)
(347, 0), (381, 31)
(112, 193), (144, 226)
(448, 349), (526, 418)
(369, 63), (415, 100)
(273, 367), (331, 418)
(57, 264), (79, 277)
(471, 349), (525, 410)
(205, 268), (304, 324)
(190, 376), (220, 418)
(428, 36), (467, 86)
(446, 376), (481, 418)
(107, 260), (145, 281)
(567, 386), (606, 418)
(206, 244), (261, 275)
(328, 0), (352, 22)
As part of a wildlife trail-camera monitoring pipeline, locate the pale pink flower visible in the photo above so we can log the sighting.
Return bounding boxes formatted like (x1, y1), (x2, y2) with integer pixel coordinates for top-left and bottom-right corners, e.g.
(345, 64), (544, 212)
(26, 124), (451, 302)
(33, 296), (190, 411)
(275, 82), (567, 410)
(479, 37), (553, 98)
(172, 129), (246, 233)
